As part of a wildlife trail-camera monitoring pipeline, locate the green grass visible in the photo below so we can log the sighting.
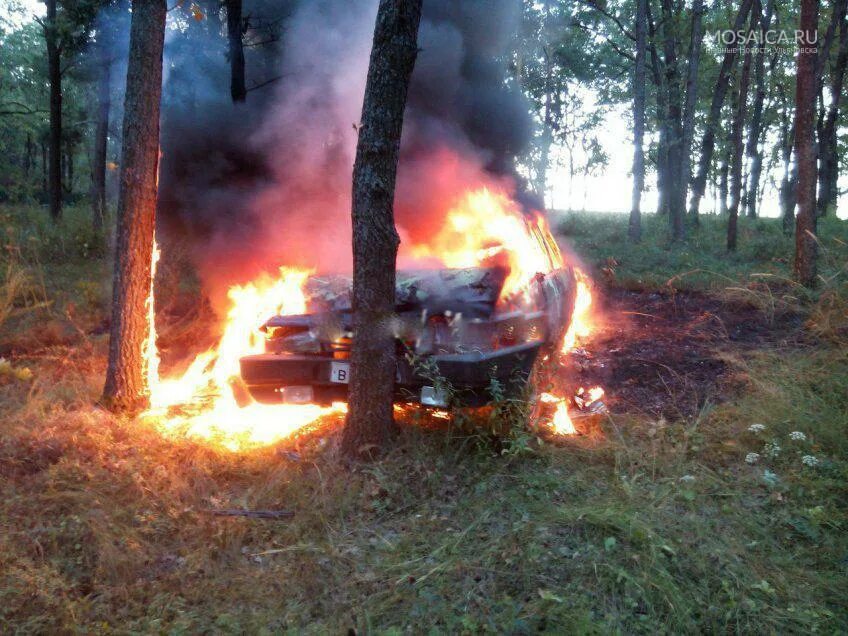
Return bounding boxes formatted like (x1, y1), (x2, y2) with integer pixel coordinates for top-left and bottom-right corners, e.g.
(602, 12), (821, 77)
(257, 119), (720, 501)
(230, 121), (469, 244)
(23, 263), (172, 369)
(1, 205), (846, 633)
(558, 211), (848, 292)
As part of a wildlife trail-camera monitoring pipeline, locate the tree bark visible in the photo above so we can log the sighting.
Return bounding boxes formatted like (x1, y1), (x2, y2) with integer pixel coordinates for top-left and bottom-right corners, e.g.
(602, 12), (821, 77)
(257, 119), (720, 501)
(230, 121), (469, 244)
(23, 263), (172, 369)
(688, 0), (754, 221)
(660, 0), (685, 240)
(680, 0), (705, 220)
(44, 0), (63, 221)
(744, 0), (774, 219)
(226, 0), (246, 103)
(793, 0), (819, 287)
(92, 40), (111, 232)
(817, 4), (848, 217)
(629, 0), (648, 243)
(647, 1), (669, 217)
(342, 0), (422, 459)
(102, 0), (167, 412)
(727, 26), (753, 252)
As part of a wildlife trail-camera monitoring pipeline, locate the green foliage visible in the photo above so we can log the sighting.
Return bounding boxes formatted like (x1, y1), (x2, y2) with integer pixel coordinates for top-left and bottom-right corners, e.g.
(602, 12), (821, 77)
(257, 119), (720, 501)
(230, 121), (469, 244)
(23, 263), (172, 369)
(559, 211), (848, 293)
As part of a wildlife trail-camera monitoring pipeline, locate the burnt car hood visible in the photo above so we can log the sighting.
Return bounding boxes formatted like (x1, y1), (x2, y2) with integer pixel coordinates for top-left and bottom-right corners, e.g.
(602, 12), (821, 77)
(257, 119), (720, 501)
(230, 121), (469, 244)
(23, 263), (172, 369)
(264, 266), (509, 331)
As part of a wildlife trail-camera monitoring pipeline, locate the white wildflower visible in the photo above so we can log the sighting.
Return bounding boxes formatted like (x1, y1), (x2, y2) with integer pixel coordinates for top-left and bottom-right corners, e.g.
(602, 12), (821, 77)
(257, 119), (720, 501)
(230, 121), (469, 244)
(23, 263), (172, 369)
(747, 423), (766, 434)
(679, 475), (696, 483)
(745, 452), (760, 465)
(789, 431), (806, 441)
(801, 455), (819, 468)
(764, 442), (781, 458)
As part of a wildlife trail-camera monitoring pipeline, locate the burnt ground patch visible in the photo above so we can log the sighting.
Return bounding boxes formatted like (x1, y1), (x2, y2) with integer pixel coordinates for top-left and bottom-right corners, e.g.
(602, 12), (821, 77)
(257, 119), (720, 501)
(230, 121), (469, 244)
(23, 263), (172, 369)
(563, 288), (806, 420)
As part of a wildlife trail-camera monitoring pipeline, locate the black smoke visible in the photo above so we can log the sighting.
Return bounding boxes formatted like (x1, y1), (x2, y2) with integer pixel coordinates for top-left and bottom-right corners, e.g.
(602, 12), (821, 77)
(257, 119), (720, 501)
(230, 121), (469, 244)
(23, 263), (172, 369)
(156, 0), (535, 296)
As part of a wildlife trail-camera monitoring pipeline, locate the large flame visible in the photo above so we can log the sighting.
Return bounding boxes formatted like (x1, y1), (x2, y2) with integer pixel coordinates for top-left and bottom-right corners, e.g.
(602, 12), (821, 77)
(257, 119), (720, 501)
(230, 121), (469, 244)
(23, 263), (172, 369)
(408, 188), (563, 302)
(142, 185), (596, 450)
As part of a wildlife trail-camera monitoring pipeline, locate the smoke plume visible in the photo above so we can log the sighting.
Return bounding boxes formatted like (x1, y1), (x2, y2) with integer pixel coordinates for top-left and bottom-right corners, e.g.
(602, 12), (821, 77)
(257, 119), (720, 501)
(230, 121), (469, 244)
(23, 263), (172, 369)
(156, 0), (534, 301)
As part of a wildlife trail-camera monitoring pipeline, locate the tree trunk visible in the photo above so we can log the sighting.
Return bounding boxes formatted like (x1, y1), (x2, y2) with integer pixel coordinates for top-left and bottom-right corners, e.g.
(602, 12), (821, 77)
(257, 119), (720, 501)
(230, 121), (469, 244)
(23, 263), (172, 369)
(226, 0), (246, 103)
(718, 114), (732, 216)
(660, 0), (685, 240)
(102, 0), (167, 412)
(45, 0), (63, 221)
(647, 1), (669, 217)
(680, 0), (705, 219)
(688, 0), (754, 221)
(64, 136), (74, 195)
(92, 41), (111, 232)
(793, 0), (819, 287)
(727, 30), (753, 252)
(342, 0), (422, 459)
(817, 5), (848, 217)
(41, 140), (47, 197)
(24, 132), (33, 181)
(745, 0), (774, 219)
(629, 0), (648, 243)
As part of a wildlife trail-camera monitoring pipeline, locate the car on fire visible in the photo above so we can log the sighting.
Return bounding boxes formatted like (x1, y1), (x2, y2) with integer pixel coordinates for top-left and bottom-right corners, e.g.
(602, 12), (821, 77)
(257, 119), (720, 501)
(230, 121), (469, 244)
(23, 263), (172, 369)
(238, 215), (577, 408)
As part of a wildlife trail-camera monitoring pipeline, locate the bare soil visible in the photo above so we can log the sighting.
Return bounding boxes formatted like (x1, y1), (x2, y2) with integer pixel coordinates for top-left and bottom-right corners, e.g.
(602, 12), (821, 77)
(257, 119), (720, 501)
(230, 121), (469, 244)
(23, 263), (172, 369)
(565, 288), (806, 420)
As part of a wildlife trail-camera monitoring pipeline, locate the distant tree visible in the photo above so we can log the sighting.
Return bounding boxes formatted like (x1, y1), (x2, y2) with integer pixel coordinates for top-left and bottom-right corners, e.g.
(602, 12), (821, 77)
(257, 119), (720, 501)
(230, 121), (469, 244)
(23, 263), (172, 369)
(688, 0), (754, 223)
(225, 0), (246, 102)
(91, 34), (112, 231)
(680, 0), (705, 219)
(102, 0), (167, 412)
(745, 0), (775, 219)
(726, 6), (755, 252)
(817, 0), (848, 217)
(35, 0), (100, 220)
(342, 0), (423, 459)
(41, 0), (62, 221)
(793, 0), (819, 287)
(628, 0), (647, 242)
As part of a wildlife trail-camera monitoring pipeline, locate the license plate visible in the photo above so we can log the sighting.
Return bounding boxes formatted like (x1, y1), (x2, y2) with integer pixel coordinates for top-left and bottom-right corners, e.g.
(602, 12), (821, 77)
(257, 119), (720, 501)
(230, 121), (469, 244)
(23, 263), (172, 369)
(329, 361), (350, 384)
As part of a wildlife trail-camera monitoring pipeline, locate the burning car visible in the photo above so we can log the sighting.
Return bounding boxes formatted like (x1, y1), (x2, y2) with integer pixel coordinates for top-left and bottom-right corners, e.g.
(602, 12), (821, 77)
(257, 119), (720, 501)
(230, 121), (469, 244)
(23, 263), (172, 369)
(238, 210), (577, 408)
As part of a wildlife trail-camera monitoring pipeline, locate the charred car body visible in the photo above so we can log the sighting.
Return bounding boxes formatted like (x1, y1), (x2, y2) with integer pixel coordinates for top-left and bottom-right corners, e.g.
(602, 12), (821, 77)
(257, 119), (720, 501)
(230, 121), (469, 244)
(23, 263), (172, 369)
(239, 219), (576, 407)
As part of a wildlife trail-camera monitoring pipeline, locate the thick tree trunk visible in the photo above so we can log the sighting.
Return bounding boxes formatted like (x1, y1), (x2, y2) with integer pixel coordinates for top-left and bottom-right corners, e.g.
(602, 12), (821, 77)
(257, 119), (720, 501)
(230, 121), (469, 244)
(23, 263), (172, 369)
(660, 0), (685, 240)
(688, 0), (754, 221)
(45, 0), (62, 221)
(745, 0), (773, 219)
(817, 6), (848, 217)
(342, 0), (422, 459)
(727, 35), (753, 251)
(793, 0), (819, 287)
(102, 0), (167, 412)
(226, 0), (246, 103)
(680, 0), (705, 218)
(92, 41), (111, 232)
(629, 0), (648, 243)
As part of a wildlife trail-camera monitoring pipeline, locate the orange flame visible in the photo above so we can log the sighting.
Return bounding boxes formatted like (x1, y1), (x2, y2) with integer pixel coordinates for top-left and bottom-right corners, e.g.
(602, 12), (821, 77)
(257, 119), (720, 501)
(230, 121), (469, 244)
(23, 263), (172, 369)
(409, 188), (563, 302)
(561, 269), (593, 352)
(143, 267), (343, 450)
(142, 186), (594, 450)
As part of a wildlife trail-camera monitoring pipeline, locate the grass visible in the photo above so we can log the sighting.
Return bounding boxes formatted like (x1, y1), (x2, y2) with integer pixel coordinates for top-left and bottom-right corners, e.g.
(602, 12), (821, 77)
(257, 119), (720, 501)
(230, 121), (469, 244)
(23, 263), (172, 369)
(1, 204), (847, 633)
(558, 210), (848, 294)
